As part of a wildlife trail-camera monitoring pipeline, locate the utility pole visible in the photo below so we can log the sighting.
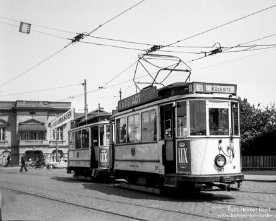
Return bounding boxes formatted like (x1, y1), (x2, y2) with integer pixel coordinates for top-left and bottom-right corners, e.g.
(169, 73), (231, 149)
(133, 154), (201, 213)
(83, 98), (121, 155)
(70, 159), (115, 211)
(82, 79), (88, 120)
(55, 129), (58, 162)
(119, 88), (122, 100)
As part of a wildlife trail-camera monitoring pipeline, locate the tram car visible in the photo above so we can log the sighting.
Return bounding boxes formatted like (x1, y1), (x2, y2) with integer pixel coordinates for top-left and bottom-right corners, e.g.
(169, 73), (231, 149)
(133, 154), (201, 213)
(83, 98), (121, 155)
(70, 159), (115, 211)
(112, 81), (244, 191)
(67, 110), (113, 179)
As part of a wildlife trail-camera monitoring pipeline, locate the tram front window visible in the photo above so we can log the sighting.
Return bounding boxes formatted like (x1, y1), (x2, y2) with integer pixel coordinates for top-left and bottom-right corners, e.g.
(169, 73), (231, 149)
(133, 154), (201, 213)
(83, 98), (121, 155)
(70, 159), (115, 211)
(105, 125), (111, 145)
(190, 100), (206, 135)
(209, 108), (229, 135)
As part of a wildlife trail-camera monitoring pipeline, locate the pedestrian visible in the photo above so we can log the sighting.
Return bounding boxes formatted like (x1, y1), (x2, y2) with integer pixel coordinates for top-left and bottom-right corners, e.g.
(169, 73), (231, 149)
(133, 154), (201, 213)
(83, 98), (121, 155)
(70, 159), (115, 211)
(20, 154), (28, 172)
(4, 155), (12, 167)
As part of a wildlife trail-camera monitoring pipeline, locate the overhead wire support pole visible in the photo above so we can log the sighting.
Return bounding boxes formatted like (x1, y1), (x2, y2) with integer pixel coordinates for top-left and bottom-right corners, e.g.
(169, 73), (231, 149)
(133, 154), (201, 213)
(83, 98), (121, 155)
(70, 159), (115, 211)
(82, 79), (88, 120)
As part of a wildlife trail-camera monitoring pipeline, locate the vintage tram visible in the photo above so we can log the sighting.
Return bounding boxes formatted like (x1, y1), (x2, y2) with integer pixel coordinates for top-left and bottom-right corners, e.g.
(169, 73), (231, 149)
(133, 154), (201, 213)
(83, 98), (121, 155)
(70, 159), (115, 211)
(112, 81), (244, 191)
(67, 110), (112, 179)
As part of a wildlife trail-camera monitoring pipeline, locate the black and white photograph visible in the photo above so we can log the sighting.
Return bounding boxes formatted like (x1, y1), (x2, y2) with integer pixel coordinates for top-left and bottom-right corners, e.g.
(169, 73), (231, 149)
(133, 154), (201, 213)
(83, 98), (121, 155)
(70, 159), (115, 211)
(0, 0), (275, 220)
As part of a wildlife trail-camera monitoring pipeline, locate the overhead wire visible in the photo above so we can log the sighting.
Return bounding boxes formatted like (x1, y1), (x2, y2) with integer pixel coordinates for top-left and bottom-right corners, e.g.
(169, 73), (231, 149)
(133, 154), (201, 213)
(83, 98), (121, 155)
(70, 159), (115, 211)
(86, 0), (145, 36)
(1, 0), (146, 88)
(100, 60), (138, 89)
(79, 40), (146, 52)
(0, 45), (70, 87)
(68, 4), (276, 104)
(1, 16), (226, 55)
(88, 35), (153, 47)
(0, 83), (81, 98)
(163, 4), (276, 48)
(0, 16), (75, 34)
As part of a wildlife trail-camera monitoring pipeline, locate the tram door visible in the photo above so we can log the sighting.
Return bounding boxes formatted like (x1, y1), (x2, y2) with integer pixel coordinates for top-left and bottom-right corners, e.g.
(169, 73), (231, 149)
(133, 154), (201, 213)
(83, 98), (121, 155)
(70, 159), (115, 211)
(161, 104), (176, 174)
(90, 126), (98, 168)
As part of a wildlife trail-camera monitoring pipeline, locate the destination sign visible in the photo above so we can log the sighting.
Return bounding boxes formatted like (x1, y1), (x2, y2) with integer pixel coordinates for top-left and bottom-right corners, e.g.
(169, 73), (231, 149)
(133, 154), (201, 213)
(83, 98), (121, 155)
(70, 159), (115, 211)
(205, 84), (236, 94)
(118, 86), (159, 111)
(189, 82), (237, 95)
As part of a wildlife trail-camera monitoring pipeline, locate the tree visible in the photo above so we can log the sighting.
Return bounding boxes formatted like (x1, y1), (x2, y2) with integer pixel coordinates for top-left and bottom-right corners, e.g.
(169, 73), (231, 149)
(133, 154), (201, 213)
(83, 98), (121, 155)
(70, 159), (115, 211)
(239, 98), (276, 155)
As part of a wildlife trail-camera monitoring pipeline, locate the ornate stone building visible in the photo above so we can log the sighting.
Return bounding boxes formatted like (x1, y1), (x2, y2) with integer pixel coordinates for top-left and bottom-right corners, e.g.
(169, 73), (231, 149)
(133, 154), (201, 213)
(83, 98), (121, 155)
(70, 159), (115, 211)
(0, 100), (71, 166)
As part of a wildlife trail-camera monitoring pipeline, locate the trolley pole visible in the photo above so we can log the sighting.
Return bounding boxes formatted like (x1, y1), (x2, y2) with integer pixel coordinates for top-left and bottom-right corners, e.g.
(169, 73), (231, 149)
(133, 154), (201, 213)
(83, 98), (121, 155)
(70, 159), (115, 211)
(83, 79), (88, 120)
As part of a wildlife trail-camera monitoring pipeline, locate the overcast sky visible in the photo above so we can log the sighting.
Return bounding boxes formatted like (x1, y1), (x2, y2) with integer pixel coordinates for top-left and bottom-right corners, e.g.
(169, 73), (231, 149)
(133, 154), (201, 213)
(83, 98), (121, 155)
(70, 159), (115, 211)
(1, 0), (276, 113)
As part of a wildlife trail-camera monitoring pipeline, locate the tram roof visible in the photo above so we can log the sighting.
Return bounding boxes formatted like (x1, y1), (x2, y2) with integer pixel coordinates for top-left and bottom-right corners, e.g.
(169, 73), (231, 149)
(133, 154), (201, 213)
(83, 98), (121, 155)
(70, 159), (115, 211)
(72, 109), (111, 126)
(117, 81), (237, 112)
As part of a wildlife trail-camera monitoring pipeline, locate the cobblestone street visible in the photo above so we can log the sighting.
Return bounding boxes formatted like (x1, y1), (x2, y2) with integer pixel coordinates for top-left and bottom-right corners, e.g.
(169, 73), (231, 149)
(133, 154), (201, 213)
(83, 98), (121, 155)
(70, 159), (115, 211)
(0, 167), (275, 221)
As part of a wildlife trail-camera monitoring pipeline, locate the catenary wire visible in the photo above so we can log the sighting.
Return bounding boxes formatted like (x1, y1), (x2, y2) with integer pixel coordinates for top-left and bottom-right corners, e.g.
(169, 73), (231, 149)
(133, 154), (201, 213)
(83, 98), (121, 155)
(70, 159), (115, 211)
(0, 45), (70, 87)
(79, 40), (146, 52)
(1, 17), (229, 53)
(0, 0), (146, 88)
(0, 83), (81, 98)
(163, 4), (276, 48)
(86, 0), (145, 35)
(0, 16), (75, 34)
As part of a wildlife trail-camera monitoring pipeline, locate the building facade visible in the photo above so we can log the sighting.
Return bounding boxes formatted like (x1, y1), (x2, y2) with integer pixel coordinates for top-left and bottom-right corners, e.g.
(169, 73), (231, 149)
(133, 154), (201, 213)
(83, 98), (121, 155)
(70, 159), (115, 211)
(0, 100), (71, 166)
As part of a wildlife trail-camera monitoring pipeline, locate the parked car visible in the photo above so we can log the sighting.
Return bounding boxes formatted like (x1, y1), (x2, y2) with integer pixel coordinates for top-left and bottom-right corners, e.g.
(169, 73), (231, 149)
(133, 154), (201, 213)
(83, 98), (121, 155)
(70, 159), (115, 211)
(47, 159), (68, 169)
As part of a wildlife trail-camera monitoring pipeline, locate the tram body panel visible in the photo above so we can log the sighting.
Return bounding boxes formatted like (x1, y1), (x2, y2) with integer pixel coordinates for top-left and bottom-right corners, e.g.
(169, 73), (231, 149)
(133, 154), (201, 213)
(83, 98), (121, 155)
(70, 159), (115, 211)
(188, 138), (241, 175)
(68, 149), (91, 168)
(114, 142), (163, 174)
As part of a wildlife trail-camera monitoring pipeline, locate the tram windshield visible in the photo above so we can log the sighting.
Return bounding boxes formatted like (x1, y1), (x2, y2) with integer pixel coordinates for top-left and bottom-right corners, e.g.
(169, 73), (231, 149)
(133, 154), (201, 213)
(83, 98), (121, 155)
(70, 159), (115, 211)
(209, 108), (229, 135)
(175, 100), (239, 137)
(93, 124), (111, 147)
(190, 100), (206, 136)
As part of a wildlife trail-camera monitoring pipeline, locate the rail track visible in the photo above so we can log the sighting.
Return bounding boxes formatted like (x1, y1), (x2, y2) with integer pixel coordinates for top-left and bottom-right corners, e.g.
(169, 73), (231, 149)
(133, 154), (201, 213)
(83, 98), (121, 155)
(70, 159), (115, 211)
(1, 179), (275, 221)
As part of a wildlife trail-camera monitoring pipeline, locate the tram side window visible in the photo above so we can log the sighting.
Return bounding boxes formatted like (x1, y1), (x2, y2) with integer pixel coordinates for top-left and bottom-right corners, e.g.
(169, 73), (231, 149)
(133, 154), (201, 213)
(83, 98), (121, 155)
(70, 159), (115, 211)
(231, 102), (239, 135)
(128, 114), (141, 143)
(93, 126), (99, 147)
(75, 130), (82, 149)
(69, 132), (75, 149)
(82, 129), (89, 148)
(116, 118), (126, 144)
(177, 101), (188, 137)
(142, 110), (157, 142)
(209, 108), (229, 135)
(190, 100), (206, 135)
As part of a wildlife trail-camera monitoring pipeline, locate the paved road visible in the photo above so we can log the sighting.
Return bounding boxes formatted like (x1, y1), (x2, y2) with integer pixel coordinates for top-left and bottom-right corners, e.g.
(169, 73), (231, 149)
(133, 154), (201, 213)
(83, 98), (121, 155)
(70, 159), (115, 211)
(0, 167), (275, 221)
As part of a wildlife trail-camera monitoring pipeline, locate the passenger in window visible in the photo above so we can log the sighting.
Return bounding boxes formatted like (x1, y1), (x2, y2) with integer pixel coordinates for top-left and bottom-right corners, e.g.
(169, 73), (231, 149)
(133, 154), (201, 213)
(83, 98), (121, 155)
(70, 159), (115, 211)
(121, 124), (126, 143)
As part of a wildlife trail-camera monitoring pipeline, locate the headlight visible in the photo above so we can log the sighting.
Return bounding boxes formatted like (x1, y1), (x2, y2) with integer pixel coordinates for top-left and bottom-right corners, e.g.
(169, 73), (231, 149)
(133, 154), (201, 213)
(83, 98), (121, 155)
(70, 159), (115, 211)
(214, 154), (226, 168)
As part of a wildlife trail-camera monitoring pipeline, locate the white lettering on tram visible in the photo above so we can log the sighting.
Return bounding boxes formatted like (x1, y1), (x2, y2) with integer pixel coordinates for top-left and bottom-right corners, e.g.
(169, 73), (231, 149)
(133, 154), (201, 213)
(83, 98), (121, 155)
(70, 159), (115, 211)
(100, 152), (108, 163)
(178, 148), (188, 164)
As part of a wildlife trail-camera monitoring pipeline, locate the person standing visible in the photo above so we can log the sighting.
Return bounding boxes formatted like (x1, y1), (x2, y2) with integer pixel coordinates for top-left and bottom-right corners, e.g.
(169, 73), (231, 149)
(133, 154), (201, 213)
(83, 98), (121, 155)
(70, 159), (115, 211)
(20, 154), (28, 172)
(5, 155), (12, 167)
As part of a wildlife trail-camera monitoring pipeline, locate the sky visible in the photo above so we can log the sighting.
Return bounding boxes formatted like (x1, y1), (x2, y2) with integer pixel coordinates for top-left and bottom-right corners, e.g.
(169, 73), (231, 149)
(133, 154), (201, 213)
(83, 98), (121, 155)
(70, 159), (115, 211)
(1, 0), (276, 113)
